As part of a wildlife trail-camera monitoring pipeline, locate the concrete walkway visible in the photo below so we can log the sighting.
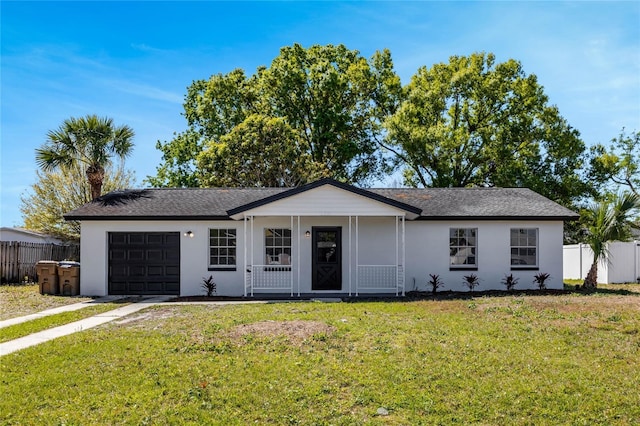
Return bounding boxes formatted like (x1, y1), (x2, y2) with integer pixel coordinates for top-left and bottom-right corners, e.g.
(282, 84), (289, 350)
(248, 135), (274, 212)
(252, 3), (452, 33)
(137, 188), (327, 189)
(0, 296), (172, 356)
(0, 296), (126, 329)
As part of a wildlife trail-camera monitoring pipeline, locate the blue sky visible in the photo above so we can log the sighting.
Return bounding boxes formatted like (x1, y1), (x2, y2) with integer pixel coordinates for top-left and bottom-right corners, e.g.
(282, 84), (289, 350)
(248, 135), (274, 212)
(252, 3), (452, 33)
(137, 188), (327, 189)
(1, 1), (639, 227)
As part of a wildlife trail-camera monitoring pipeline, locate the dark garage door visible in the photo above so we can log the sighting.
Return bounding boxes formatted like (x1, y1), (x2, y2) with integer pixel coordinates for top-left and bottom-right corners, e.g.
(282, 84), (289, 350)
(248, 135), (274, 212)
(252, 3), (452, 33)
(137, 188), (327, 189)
(108, 232), (180, 295)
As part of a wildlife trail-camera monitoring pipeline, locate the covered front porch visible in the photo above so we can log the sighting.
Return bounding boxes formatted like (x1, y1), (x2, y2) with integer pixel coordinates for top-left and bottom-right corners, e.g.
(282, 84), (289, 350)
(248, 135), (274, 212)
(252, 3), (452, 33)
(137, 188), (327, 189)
(241, 215), (407, 297)
(225, 180), (421, 297)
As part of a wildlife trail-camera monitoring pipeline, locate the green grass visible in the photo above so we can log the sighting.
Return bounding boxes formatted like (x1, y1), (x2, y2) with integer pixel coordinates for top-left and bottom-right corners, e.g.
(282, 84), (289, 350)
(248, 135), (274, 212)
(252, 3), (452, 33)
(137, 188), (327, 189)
(0, 283), (93, 320)
(0, 303), (128, 343)
(564, 279), (640, 286)
(1, 292), (639, 425)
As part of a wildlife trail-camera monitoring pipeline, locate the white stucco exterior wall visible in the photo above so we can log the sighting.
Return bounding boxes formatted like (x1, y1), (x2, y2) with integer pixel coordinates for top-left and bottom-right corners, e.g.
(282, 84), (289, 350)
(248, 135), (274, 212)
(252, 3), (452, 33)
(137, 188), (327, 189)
(79, 218), (565, 296)
(404, 220), (565, 292)
(80, 220), (247, 297)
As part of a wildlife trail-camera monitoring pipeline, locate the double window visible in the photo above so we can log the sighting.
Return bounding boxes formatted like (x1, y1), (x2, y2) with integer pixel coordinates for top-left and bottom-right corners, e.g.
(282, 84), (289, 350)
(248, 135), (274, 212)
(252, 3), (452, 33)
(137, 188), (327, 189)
(510, 228), (538, 268)
(209, 228), (237, 270)
(449, 228), (477, 268)
(265, 228), (292, 266)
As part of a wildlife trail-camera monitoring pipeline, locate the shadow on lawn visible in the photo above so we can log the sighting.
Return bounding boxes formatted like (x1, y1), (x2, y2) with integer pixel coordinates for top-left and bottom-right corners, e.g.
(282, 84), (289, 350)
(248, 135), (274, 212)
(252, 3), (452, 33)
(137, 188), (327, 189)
(587, 288), (640, 296)
(562, 284), (640, 297)
(350, 289), (569, 302)
(168, 285), (640, 304)
(347, 285), (640, 303)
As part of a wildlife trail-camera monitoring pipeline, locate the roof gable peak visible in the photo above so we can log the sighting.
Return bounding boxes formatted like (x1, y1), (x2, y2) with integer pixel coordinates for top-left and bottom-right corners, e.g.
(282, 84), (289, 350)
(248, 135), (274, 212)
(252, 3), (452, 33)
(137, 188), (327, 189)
(227, 178), (422, 219)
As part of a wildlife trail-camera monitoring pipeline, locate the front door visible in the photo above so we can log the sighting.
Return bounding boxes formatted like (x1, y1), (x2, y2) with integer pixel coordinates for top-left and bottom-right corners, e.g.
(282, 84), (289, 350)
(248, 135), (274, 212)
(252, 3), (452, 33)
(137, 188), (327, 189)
(312, 227), (342, 290)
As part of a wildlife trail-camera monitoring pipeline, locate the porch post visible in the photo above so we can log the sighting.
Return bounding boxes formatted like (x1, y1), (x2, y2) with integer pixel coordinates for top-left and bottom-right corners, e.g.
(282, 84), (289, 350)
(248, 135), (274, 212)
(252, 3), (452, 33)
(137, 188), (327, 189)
(297, 215), (301, 296)
(290, 215), (294, 297)
(396, 215), (399, 296)
(250, 215), (254, 297)
(402, 215), (406, 296)
(355, 215), (359, 296)
(348, 215), (352, 297)
(243, 216), (247, 297)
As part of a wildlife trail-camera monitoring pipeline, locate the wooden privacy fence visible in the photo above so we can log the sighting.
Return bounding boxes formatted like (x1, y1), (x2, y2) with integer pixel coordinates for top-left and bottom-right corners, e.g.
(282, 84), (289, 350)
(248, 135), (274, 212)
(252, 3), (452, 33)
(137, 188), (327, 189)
(0, 242), (80, 283)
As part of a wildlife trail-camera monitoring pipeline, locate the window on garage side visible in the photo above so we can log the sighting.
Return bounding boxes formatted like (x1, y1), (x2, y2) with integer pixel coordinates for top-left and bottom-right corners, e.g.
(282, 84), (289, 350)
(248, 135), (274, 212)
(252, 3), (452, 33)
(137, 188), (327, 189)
(510, 228), (538, 268)
(209, 228), (237, 270)
(449, 228), (477, 269)
(265, 228), (292, 268)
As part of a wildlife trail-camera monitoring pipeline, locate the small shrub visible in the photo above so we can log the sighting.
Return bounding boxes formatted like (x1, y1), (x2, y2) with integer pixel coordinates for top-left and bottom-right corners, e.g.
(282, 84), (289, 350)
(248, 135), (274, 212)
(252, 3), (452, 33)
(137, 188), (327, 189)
(534, 272), (551, 290)
(462, 274), (480, 292)
(201, 275), (217, 297)
(428, 274), (444, 295)
(501, 273), (519, 291)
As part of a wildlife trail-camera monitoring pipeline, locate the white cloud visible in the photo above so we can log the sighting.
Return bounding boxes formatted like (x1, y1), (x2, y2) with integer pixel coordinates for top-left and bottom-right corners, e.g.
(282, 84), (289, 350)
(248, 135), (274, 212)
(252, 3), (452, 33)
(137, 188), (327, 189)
(106, 79), (184, 104)
(130, 43), (165, 53)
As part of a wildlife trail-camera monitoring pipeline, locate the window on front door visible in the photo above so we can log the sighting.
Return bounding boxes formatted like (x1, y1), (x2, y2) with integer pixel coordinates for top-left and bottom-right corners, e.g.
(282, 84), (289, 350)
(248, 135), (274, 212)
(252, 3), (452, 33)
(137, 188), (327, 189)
(450, 228), (477, 268)
(264, 228), (292, 266)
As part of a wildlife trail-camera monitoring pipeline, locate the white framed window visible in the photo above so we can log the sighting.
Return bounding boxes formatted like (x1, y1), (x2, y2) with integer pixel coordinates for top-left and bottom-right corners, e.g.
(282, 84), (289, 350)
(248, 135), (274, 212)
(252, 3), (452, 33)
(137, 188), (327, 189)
(209, 228), (237, 270)
(265, 228), (292, 266)
(510, 228), (538, 268)
(449, 228), (477, 268)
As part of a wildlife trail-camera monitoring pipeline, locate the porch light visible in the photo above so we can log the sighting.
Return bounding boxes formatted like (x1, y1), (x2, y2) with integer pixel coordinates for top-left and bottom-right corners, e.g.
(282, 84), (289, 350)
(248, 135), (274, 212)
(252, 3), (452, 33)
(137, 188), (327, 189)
(184, 230), (194, 238)
(305, 230), (311, 238)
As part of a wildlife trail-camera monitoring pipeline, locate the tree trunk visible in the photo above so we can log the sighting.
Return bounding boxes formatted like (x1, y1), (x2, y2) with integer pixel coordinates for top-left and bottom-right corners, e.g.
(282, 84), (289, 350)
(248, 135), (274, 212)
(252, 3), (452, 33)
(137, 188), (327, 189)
(86, 165), (105, 200)
(583, 262), (598, 289)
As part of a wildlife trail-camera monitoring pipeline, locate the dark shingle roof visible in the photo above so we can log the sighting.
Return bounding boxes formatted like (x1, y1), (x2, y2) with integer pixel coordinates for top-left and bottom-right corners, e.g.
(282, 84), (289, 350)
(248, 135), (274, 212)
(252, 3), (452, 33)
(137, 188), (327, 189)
(64, 181), (578, 221)
(64, 188), (288, 220)
(370, 187), (578, 219)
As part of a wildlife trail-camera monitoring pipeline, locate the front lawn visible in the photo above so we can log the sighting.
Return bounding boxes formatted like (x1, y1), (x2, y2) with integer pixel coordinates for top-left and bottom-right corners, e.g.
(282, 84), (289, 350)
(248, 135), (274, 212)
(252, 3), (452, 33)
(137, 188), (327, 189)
(0, 284), (93, 320)
(1, 291), (639, 424)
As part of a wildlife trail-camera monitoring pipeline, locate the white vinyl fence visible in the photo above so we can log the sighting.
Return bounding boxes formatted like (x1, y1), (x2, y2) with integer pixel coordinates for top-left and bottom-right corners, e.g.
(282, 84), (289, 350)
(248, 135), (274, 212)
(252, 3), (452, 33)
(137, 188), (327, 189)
(563, 241), (640, 284)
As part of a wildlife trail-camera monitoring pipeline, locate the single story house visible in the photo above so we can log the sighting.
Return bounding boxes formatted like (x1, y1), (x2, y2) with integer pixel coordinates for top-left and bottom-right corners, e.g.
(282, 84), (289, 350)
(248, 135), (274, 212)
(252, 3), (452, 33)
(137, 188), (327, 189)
(64, 178), (578, 297)
(0, 227), (65, 244)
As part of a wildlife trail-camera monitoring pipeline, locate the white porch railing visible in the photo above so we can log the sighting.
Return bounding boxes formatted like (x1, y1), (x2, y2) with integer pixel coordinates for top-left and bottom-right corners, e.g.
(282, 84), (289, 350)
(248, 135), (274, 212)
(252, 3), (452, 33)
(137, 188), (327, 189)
(357, 265), (404, 295)
(246, 265), (293, 296)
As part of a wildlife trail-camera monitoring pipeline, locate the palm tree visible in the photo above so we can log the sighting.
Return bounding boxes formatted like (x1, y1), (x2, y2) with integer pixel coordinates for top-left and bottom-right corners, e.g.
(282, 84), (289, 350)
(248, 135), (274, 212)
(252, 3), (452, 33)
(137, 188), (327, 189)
(582, 192), (640, 289)
(35, 115), (134, 200)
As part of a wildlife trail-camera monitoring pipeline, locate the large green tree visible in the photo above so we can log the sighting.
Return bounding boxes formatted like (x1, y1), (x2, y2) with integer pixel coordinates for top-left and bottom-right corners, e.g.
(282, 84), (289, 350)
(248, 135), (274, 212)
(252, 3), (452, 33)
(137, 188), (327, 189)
(197, 115), (328, 187)
(20, 163), (136, 241)
(589, 128), (639, 196)
(147, 43), (401, 187)
(36, 115), (135, 200)
(382, 52), (591, 207)
(581, 192), (640, 289)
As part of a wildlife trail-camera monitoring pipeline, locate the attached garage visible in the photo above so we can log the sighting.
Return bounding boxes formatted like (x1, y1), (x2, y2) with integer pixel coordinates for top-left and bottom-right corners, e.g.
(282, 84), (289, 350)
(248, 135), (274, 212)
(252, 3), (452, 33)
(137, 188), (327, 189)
(108, 232), (180, 295)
